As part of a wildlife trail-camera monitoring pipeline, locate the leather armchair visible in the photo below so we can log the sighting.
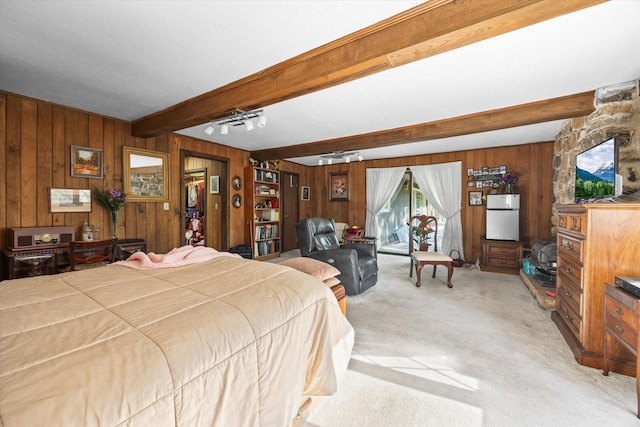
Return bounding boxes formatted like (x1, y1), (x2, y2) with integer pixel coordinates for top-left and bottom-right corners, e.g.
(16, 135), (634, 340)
(295, 217), (378, 296)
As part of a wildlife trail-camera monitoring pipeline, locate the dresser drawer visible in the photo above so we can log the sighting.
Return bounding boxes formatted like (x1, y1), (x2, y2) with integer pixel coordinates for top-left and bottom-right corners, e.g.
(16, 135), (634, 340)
(557, 278), (582, 311)
(557, 255), (583, 288)
(558, 234), (584, 262)
(557, 295), (581, 337)
(605, 312), (637, 349)
(605, 291), (638, 327)
(557, 212), (585, 234)
(485, 244), (522, 257)
(485, 255), (520, 269)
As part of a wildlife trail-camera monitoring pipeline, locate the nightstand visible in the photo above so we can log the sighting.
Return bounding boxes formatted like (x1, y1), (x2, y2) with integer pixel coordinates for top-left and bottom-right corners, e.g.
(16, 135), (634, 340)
(603, 283), (639, 418)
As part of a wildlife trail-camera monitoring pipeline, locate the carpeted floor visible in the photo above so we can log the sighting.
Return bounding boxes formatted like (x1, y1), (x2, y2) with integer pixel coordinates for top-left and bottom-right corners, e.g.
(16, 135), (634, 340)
(279, 252), (638, 427)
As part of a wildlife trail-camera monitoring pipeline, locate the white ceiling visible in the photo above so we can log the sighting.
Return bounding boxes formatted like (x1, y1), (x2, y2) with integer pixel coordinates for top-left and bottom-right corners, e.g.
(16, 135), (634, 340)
(2, 1), (639, 166)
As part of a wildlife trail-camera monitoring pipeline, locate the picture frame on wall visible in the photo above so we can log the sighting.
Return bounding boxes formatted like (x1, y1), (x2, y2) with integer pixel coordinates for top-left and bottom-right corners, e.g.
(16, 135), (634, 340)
(468, 190), (483, 206)
(71, 146), (103, 178)
(329, 172), (349, 201)
(210, 176), (220, 194)
(49, 188), (92, 212)
(301, 186), (310, 201)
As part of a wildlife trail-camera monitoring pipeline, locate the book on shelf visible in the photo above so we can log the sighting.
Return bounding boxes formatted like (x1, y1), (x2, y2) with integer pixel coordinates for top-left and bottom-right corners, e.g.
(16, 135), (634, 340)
(255, 224), (279, 240)
(254, 239), (280, 256)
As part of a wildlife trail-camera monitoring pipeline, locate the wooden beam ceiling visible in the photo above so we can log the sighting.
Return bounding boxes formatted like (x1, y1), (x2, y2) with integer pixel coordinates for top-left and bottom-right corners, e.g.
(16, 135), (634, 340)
(250, 91), (596, 160)
(132, 0), (605, 139)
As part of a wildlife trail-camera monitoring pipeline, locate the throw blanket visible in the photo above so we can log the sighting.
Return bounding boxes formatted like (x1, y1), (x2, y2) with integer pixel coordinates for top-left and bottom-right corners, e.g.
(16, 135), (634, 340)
(114, 245), (240, 269)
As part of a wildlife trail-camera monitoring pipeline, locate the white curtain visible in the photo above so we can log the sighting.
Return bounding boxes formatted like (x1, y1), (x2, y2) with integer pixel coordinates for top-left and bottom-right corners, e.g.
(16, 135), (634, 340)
(410, 161), (464, 259)
(365, 167), (406, 238)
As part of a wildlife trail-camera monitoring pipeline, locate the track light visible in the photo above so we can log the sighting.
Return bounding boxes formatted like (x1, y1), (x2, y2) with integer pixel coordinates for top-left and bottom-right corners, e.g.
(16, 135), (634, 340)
(318, 151), (363, 165)
(202, 108), (266, 136)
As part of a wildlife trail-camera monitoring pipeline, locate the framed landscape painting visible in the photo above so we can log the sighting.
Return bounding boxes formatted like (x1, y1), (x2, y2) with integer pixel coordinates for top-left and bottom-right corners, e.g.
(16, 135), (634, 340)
(71, 146), (103, 178)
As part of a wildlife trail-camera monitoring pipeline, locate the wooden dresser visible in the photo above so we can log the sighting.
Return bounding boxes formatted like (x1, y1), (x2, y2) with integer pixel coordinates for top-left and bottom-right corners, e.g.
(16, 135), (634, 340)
(552, 203), (640, 375)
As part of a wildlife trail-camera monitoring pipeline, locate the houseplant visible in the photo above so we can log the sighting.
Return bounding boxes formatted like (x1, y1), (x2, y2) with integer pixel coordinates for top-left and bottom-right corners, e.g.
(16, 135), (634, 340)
(94, 187), (127, 238)
(500, 173), (518, 194)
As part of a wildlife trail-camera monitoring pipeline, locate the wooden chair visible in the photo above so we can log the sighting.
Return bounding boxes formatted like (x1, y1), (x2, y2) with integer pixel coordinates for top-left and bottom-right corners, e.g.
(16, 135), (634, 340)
(409, 215), (453, 288)
(68, 239), (117, 271)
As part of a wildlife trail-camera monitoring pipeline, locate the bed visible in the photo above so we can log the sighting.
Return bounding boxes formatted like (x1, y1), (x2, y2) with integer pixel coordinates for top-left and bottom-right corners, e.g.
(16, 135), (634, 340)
(0, 248), (354, 426)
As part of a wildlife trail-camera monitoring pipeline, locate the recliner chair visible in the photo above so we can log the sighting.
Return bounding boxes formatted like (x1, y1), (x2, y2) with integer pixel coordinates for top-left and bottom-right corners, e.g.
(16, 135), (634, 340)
(295, 217), (378, 296)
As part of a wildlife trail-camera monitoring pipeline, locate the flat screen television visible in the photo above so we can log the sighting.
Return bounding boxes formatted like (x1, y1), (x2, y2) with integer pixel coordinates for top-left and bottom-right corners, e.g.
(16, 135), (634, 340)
(575, 136), (622, 203)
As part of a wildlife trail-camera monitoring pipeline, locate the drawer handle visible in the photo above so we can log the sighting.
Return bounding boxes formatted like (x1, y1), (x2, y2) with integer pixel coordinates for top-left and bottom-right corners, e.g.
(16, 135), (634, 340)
(565, 266), (573, 274)
(616, 308), (624, 316)
(566, 242), (573, 250)
(615, 325), (623, 333)
(564, 288), (572, 297)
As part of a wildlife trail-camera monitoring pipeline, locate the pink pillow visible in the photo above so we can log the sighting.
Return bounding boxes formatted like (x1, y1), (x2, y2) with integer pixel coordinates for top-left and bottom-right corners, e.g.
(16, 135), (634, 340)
(279, 257), (341, 282)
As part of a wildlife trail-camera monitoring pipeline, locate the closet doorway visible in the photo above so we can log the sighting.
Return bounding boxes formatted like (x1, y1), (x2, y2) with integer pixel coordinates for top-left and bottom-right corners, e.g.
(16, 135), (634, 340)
(181, 150), (228, 251)
(280, 171), (300, 252)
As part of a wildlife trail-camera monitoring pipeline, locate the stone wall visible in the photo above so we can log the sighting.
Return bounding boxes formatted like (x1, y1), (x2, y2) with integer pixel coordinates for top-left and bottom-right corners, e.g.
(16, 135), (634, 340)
(552, 79), (640, 233)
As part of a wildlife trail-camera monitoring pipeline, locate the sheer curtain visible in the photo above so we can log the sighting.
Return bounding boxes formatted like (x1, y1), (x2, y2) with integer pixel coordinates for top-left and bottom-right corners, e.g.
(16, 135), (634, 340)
(364, 167), (406, 238)
(410, 161), (464, 259)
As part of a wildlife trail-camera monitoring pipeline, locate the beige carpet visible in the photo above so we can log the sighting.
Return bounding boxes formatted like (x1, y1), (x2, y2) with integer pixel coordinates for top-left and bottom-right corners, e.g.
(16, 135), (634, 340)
(278, 252), (637, 427)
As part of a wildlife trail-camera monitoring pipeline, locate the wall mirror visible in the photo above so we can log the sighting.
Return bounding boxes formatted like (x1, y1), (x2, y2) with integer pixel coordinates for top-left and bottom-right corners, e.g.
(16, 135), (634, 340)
(123, 147), (170, 202)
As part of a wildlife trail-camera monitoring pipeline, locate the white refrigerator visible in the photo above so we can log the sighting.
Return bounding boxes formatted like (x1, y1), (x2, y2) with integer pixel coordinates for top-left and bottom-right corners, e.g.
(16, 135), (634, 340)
(486, 194), (520, 241)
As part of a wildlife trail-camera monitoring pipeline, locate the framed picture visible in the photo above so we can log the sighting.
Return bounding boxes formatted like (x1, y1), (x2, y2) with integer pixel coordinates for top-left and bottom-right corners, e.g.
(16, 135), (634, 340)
(232, 175), (242, 190)
(210, 176), (220, 194)
(71, 146), (103, 178)
(301, 186), (310, 201)
(49, 188), (92, 212)
(232, 193), (242, 208)
(329, 172), (349, 201)
(468, 190), (483, 206)
(123, 147), (169, 202)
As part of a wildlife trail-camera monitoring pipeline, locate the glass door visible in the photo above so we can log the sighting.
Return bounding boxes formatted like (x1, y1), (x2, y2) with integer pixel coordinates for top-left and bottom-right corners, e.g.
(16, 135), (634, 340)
(376, 171), (446, 255)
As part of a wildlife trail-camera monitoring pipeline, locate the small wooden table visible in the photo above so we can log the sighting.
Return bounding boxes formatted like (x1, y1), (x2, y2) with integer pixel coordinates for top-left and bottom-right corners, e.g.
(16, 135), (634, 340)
(343, 236), (378, 245)
(603, 283), (639, 418)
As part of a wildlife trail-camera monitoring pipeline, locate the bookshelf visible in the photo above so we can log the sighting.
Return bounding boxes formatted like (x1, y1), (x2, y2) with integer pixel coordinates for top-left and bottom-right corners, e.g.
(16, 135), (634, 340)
(244, 166), (281, 260)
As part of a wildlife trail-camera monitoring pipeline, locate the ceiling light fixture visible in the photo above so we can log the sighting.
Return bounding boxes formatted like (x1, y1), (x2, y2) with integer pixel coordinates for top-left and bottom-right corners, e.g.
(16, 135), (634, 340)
(202, 108), (266, 136)
(317, 151), (363, 165)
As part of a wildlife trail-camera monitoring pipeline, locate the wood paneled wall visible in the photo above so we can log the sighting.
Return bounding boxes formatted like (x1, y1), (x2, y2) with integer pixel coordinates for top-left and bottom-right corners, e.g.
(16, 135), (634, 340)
(308, 143), (555, 262)
(1, 90), (554, 263)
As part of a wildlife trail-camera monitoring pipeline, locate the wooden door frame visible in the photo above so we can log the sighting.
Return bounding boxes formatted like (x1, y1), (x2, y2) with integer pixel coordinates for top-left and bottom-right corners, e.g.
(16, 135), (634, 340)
(180, 150), (230, 250)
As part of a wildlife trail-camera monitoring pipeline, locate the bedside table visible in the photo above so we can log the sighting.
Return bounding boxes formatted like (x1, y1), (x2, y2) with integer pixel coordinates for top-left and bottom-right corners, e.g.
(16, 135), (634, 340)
(603, 283), (639, 418)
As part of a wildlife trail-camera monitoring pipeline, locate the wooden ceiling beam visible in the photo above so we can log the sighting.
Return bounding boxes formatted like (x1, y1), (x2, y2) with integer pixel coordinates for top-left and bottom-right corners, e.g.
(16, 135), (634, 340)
(132, 0), (604, 137)
(250, 91), (596, 160)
